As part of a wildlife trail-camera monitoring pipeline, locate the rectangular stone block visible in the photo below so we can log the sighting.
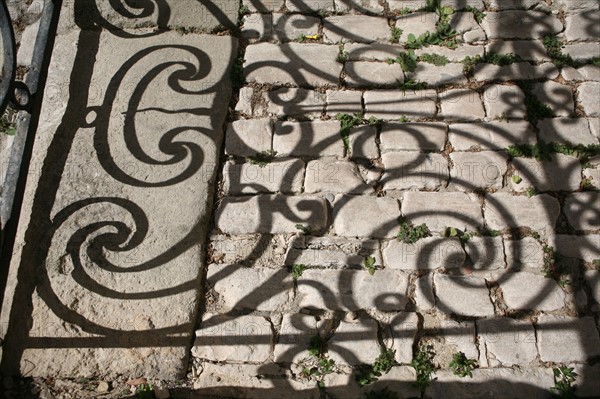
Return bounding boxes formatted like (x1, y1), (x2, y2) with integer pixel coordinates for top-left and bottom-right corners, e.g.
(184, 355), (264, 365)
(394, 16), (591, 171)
(449, 151), (507, 191)
(480, 11), (563, 39)
(274, 314), (329, 363)
(264, 88), (326, 118)
(550, 234), (600, 262)
(225, 118), (273, 157)
(477, 317), (538, 367)
(222, 159), (305, 194)
(538, 118), (598, 146)
(537, 315), (600, 363)
(434, 274), (494, 317)
(484, 192), (560, 233)
(382, 237), (465, 270)
(305, 158), (372, 194)
(332, 195), (401, 238)
(485, 39), (550, 62)
(408, 63), (467, 87)
(564, 192), (600, 231)
(504, 237), (544, 269)
(448, 121), (535, 150)
(395, 12), (438, 43)
(325, 89), (363, 115)
(510, 153), (582, 192)
(328, 319), (381, 365)
(364, 90), (438, 120)
(345, 61), (405, 88)
(273, 120), (344, 157)
(474, 62), (559, 82)
(482, 84), (527, 119)
(465, 236), (506, 272)
(348, 125), (379, 159)
(439, 89), (485, 122)
(285, 236), (381, 268)
(382, 151), (449, 190)
(323, 15), (391, 44)
(497, 272), (566, 311)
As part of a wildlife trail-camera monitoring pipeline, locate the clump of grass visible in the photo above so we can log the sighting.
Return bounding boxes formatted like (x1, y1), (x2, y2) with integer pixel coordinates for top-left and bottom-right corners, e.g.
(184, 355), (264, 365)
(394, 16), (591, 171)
(411, 344), (436, 393)
(398, 79), (428, 91)
(406, 25), (458, 50)
(449, 352), (477, 378)
(465, 5), (485, 24)
(543, 35), (579, 68)
(337, 44), (349, 63)
(295, 224), (312, 234)
(337, 112), (363, 152)
(386, 50), (418, 73)
(506, 141), (600, 164)
(418, 53), (449, 66)
(397, 218), (430, 243)
(356, 349), (397, 386)
(1, 114), (16, 136)
(518, 81), (555, 125)
(462, 52), (522, 74)
(291, 264), (306, 280)
(300, 335), (336, 388)
(525, 186), (538, 197)
(551, 366), (577, 398)
(390, 26), (403, 43)
(364, 256), (377, 275)
(247, 149), (277, 167)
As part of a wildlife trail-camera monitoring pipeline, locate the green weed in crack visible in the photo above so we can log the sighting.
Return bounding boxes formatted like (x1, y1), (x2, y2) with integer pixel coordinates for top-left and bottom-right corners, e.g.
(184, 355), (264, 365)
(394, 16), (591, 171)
(411, 344), (436, 393)
(247, 149), (277, 167)
(364, 255), (378, 275)
(518, 81), (555, 125)
(390, 26), (403, 44)
(462, 52), (523, 75)
(300, 335), (336, 388)
(291, 264), (306, 281)
(356, 349), (397, 386)
(386, 50), (418, 73)
(135, 383), (155, 399)
(337, 113), (383, 153)
(465, 5), (485, 24)
(337, 44), (349, 63)
(0, 114), (16, 136)
(543, 35), (579, 69)
(449, 352), (477, 378)
(418, 53), (449, 66)
(397, 218), (431, 244)
(295, 223), (312, 235)
(506, 141), (600, 165)
(551, 366), (577, 398)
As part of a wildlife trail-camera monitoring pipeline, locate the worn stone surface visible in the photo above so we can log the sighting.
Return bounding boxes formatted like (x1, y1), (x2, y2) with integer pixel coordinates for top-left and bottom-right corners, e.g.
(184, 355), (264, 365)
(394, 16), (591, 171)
(395, 12), (438, 42)
(241, 13), (273, 41)
(402, 192), (484, 232)
(504, 237), (544, 269)
(550, 234), (600, 262)
(273, 120), (344, 157)
(449, 151), (507, 191)
(382, 152), (449, 190)
(286, 0), (335, 12)
(533, 81), (575, 117)
(367, 366), (421, 398)
(242, 0), (284, 12)
(348, 125), (379, 159)
(223, 159), (305, 194)
(345, 62), (405, 88)
(364, 90), (438, 120)
(305, 158), (371, 194)
(383, 237), (465, 270)
(434, 274), (494, 317)
(332, 195), (400, 238)
(414, 45), (484, 62)
(415, 274), (435, 310)
(510, 154), (582, 192)
(286, 236), (381, 268)
(345, 43), (404, 61)
(209, 234), (289, 268)
(480, 11), (563, 39)
(264, 88), (326, 118)
(578, 82), (600, 117)
(328, 319), (380, 365)
(565, 11), (600, 42)
(482, 84), (527, 119)
(272, 13), (320, 42)
(225, 118), (273, 157)
(485, 39), (550, 61)
(439, 89), (485, 122)
(538, 117), (598, 145)
(562, 64), (600, 82)
(325, 90), (363, 115)
(274, 314), (328, 363)
(323, 15), (391, 44)
(484, 193), (560, 233)
(474, 62), (558, 82)
(564, 192), (600, 231)
(499, 272), (566, 311)
(465, 236), (506, 272)
(449, 121), (535, 150)
(584, 271), (600, 310)
(387, 312), (419, 364)
(477, 318), (537, 367)
(380, 122), (447, 152)
(192, 314), (272, 362)
(537, 315), (600, 363)
(564, 42), (600, 60)
(334, 0), (384, 13)
(408, 63), (467, 87)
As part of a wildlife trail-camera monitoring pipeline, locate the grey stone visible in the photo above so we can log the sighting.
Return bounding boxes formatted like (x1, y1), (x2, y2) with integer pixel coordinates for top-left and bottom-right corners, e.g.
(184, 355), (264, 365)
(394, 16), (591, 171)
(583, 166), (600, 189)
(532, 81), (575, 117)
(192, 314), (272, 362)
(474, 62), (559, 82)
(348, 125), (379, 159)
(488, 0), (545, 9)
(463, 29), (486, 43)
(565, 11), (600, 42)
(325, 90), (363, 115)
(578, 82), (600, 117)
(415, 274), (435, 310)
(241, 13), (272, 41)
(562, 64), (600, 82)
(16, 19), (39, 67)
(207, 264), (293, 312)
(297, 269), (410, 311)
(484, 193), (560, 233)
(235, 87), (254, 115)
(408, 63), (467, 87)
(482, 84), (527, 119)
(382, 151), (449, 190)
(154, 388), (170, 399)
(402, 192), (484, 232)
(504, 237), (544, 269)
(395, 12), (438, 43)
(449, 11), (481, 34)
(383, 237), (465, 270)
(572, 364), (600, 398)
(550, 234), (600, 262)
(441, 0), (484, 9)
(264, 88), (326, 118)
(225, 118), (273, 157)
(498, 272), (566, 311)
(465, 236), (506, 272)
(305, 158), (372, 194)
(431, 319), (479, 366)
(286, 0), (335, 12)
(368, 366), (421, 398)
(538, 117), (598, 145)
(480, 11), (563, 39)
(364, 89), (438, 120)
(323, 15), (391, 44)
(439, 89), (485, 121)
(564, 192), (600, 231)
(449, 151), (507, 191)
(563, 42), (600, 60)
(555, 0), (599, 11)
(429, 368), (554, 399)
(485, 39), (551, 62)
(273, 120), (344, 157)
(477, 318), (537, 367)
(387, 312), (419, 363)
(590, 117), (600, 138)
(537, 315), (600, 363)
(334, 0), (384, 13)
(345, 62), (405, 88)
(272, 13), (320, 42)
(328, 319), (381, 365)
(584, 270), (600, 309)
(216, 195), (328, 234)
(274, 314), (329, 363)
(209, 234), (289, 268)
(387, 0), (427, 12)
(332, 195), (400, 238)
(345, 43), (404, 61)
(510, 154), (582, 192)
(434, 274), (494, 317)
(286, 236), (381, 268)
(380, 122), (447, 151)
(414, 45), (484, 62)
(222, 159), (305, 194)
(449, 121), (536, 150)
(244, 43), (341, 86)
(243, 0), (284, 12)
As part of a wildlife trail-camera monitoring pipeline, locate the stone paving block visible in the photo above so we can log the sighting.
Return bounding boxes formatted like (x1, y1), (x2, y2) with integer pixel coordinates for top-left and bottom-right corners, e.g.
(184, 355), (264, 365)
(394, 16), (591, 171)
(395, 12), (438, 43)
(550, 234), (600, 262)
(325, 89), (363, 115)
(482, 84), (527, 119)
(414, 45), (484, 62)
(504, 237), (544, 269)
(286, 0), (335, 12)
(429, 368), (554, 399)
(484, 193), (560, 233)
(273, 120), (344, 157)
(564, 192), (600, 231)
(485, 39), (550, 62)
(387, 312), (419, 364)
(578, 82), (600, 117)
(216, 195), (328, 234)
(209, 234), (289, 268)
(583, 166), (600, 189)
(564, 42), (600, 61)
(225, 118), (273, 157)
(537, 315), (600, 363)
(243, 0), (284, 12)
(439, 89), (485, 122)
(380, 122), (447, 151)
(408, 63), (467, 87)
(488, 0), (547, 9)
(572, 364), (600, 398)
(434, 274), (494, 317)
(332, 195), (400, 238)
(590, 118), (600, 139)
(348, 125), (379, 159)
(192, 314), (272, 362)
(16, 18), (39, 67)
(328, 319), (381, 365)
(365, 366), (421, 398)
(584, 271), (600, 311)
(477, 317), (538, 367)
(415, 273), (435, 310)
(474, 62), (559, 82)
(222, 159), (305, 194)
(565, 11), (599, 42)
(532, 81), (575, 117)
(272, 13), (320, 42)
(448, 121), (535, 150)
(465, 236), (506, 272)
(305, 158), (372, 194)
(463, 28), (486, 43)
(364, 90), (438, 120)
(383, 237), (465, 270)
(449, 151), (507, 191)
(235, 87), (254, 115)
(510, 154), (582, 192)
(538, 117), (598, 145)
(274, 313), (329, 363)
(382, 152), (449, 190)
(264, 88), (326, 118)
(433, 318), (479, 365)
(562, 64), (600, 82)
(323, 15), (391, 44)
(449, 11), (481, 34)
(402, 192), (484, 232)
(555, 0), (599, 11)
(244, 43), (341, 86)
(345, 43), (404, 61)
(441, 0), (484, 9)
(480, 11), (563, 39)
(207, 264), (293, 312)
(334, 0), (384, 13)
(285, 236), (381, 268)
(242, 13), (273, 41)
(498, 272), (566, 311)
(387, 0), (427, 12)
(345, 62), (405, 88)
(297, 269), (411, 311)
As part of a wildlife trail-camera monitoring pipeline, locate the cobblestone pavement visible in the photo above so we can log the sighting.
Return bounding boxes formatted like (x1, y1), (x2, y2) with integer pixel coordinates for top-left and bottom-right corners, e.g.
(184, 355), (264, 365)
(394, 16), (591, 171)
(2, 0), (600, 398)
